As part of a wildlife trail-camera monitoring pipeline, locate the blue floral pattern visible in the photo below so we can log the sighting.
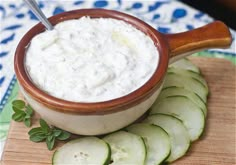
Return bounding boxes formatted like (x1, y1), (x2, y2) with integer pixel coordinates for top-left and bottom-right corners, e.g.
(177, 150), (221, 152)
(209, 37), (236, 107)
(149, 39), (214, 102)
(0, 0), (235, 113)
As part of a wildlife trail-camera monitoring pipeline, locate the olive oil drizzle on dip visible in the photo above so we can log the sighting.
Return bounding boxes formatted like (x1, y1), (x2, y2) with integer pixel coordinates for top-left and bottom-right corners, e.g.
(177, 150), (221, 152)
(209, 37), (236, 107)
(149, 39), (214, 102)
(25, 17), (159, 102)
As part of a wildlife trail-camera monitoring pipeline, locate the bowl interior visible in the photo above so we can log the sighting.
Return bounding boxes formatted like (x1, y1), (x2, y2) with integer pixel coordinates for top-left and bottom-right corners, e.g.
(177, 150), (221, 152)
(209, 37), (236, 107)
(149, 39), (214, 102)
(14, 9), (169, 114)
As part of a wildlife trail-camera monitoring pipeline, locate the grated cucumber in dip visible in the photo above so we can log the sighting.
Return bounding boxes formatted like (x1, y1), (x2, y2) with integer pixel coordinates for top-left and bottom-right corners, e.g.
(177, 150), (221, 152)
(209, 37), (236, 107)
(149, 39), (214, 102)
(25, 17), (159, 102)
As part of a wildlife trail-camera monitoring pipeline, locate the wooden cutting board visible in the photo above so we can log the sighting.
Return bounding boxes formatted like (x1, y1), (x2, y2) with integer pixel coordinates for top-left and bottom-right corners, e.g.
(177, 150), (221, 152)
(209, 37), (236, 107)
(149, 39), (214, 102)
(1, 57), (236, 165)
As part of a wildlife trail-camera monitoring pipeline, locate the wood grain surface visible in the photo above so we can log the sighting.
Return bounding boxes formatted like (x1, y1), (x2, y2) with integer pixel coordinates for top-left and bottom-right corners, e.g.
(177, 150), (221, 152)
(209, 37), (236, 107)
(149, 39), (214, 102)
(1, 57), (236, 165)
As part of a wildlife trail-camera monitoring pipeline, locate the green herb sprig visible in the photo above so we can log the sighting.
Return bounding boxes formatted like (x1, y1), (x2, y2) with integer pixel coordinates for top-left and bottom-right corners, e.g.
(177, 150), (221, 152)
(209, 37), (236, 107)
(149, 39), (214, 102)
(12, 100), (34, 127)
(28, 119), (71, 150)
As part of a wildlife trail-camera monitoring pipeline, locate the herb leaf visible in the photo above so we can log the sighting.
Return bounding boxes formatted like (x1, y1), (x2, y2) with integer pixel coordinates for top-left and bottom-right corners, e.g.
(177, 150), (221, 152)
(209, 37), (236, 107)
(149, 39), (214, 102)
(24, 118), (31, 127)
(30, 133), (47, 142)
(28, 127), (43, 136)
(25, 105), (34, 116)
(47, 134), (54, 142)
(53, 129), (62, 137)
(24, 114), (31, 119)
(11, 100), (34, 127)
(12, 112), (25, 122)
(57, 131), (71, 140)
(40, 119), (50, 133)
(46, 136), (56, 150)
(12, 106), (24, 113)
(12, 100), (25, 109)
(12, 100), (71, 151)
(28, 119), (71, 151)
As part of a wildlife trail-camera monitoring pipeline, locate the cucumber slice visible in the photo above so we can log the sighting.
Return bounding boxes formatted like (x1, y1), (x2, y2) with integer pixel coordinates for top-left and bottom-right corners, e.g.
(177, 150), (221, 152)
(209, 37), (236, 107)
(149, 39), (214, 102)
(155, 87), (207, 117)
(167, 67), (208, 90)
(143, 114), (191, 162)
(164, 73), (208, 103)
(169, 58), (200, 73)
(150, 96), (205, 141)
(52, 137), (111, 165)
(103, 131), (146, 165)
(126, 123), (171, 165)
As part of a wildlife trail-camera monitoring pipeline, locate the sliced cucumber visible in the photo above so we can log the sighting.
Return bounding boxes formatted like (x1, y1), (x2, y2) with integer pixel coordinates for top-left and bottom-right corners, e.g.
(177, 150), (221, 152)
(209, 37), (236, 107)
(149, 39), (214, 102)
(126, 123), (171, 165)
(155, 87), (207, 117)
(143, 114), (191, 162)
(169, 58), (200, 73)
(53, 137), (111, 165)
(103, 131), (146, 165)
(164, 73), (208, 103)
(150, 96), (205, 141)
(167, 67), (208, 90)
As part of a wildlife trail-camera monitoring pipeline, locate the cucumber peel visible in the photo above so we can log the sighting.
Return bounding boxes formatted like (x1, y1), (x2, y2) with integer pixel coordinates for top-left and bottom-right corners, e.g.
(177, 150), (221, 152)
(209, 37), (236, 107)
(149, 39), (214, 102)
(164, 73), (208, 103)
(169, 58), (200, 73)
(144, 114), (191, 162)
(126, 123), (171, 165)
(150, 96), (205, 141)
(103, 131), (146, 165)
(52, 137), (111, 165)
(167, 67), (208, 90)
(155, 87), (207, 117)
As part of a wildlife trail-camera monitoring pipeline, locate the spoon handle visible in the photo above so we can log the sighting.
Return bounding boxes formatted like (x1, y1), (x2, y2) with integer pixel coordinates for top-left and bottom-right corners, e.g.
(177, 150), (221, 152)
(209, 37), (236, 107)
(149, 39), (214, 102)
(23, 0), (53, 30)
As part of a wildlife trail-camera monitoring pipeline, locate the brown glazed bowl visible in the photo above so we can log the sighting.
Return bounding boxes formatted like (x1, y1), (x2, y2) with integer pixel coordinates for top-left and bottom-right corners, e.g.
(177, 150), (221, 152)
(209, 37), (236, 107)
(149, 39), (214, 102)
(14, 9), (232, 135)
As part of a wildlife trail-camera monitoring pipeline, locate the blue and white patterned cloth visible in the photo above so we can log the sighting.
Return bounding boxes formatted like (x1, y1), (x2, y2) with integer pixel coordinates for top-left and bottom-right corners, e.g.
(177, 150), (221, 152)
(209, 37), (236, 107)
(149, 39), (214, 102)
(0, 0), (235, 159)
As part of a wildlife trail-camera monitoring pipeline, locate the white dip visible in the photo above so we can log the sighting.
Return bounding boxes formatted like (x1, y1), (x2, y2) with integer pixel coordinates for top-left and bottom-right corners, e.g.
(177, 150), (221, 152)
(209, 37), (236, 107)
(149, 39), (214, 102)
(25, 17), (159, 102)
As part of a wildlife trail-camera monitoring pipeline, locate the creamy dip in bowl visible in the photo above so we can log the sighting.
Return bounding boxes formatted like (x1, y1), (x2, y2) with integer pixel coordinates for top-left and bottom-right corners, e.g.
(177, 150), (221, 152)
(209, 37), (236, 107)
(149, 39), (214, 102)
(26, 17), (159, 102)
(15, 9), (231, 135)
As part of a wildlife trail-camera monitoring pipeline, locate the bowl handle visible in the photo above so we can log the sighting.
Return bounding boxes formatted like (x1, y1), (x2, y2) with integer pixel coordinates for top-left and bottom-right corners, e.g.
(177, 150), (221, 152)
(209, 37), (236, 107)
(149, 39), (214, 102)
(165, 21), (232, 63)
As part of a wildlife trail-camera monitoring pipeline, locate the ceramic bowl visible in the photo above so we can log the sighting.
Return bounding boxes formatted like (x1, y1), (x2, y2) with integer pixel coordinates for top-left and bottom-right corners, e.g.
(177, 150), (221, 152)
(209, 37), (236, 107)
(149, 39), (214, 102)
(14, 9), (232, 135)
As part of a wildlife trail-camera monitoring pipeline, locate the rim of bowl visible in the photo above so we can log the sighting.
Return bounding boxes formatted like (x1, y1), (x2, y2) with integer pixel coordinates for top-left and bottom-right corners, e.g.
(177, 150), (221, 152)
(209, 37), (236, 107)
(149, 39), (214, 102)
(14, 9), (169, 115)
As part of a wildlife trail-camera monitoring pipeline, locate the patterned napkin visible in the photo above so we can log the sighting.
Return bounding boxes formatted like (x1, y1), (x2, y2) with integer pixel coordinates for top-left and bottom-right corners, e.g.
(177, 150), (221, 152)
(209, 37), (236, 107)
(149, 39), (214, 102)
(0, 0), (235, 159)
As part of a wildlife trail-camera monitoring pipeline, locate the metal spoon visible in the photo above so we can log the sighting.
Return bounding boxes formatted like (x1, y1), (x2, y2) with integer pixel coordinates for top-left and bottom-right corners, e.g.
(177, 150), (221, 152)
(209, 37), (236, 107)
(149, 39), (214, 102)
(23, 0), (53, 30)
